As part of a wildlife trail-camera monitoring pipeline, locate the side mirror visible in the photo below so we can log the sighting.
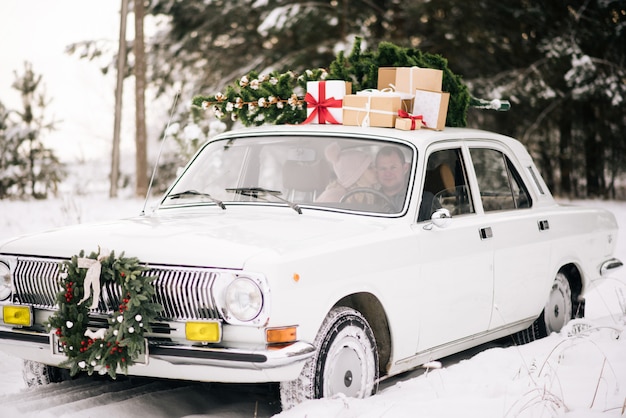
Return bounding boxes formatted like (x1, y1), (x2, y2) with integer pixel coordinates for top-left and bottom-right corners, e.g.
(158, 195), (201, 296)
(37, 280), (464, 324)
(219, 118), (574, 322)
(423, 208), (451, 230)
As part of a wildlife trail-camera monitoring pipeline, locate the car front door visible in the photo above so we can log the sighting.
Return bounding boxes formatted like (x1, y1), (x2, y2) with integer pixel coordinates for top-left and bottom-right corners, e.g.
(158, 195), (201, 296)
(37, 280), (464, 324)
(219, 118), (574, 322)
(414, 145), (494, 352)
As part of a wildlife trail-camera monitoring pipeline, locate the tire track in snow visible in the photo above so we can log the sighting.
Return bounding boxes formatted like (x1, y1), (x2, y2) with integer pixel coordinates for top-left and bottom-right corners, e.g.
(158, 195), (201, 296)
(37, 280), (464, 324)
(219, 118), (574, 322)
(0, 376), (283, 417)
(0, 377), (195, 417)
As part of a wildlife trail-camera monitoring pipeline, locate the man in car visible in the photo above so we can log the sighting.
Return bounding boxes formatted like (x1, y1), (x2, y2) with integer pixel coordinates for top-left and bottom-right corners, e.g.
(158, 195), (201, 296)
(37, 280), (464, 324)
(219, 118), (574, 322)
(375, 145), (410, 210)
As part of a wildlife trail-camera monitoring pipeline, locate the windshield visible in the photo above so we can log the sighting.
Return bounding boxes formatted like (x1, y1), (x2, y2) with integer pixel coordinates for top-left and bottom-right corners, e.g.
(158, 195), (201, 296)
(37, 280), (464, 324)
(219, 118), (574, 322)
(161, 135), (414, 215)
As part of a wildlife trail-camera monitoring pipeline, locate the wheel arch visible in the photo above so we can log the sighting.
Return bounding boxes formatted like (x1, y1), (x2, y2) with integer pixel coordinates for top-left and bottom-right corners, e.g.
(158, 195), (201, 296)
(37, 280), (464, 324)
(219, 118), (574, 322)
(335, 292), (392, 378)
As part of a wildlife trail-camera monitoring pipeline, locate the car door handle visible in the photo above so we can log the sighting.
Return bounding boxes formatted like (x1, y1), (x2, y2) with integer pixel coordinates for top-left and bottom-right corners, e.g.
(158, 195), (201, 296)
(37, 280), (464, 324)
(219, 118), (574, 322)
(538, 219), (550, 231)
(479, 227), (493, 240)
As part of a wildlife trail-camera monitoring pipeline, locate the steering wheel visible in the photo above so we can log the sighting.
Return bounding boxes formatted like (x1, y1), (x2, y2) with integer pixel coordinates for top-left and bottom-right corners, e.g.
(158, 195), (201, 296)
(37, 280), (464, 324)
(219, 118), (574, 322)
(339, 187), (398, 213)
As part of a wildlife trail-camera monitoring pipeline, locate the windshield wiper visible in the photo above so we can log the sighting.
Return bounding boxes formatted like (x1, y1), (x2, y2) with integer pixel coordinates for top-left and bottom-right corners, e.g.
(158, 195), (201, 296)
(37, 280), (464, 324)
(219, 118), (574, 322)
(226, 187), (302, 214)
(167, 190), (226, 209)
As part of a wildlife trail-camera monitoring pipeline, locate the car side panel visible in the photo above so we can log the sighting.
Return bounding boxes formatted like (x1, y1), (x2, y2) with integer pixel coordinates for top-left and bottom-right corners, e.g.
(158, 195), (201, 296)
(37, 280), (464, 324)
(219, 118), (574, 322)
(414, 214), (494, 351)
(487, 210), (552, 328)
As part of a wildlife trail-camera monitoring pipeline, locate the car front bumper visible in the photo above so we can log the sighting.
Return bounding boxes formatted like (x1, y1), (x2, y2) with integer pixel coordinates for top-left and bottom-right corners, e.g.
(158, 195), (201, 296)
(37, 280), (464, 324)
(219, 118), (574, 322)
(0, 327), (315, 383)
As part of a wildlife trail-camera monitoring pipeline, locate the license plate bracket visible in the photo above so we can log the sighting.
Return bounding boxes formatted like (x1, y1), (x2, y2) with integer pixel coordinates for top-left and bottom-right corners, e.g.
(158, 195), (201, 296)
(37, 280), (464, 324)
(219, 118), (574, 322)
(50, 333), (149, 365)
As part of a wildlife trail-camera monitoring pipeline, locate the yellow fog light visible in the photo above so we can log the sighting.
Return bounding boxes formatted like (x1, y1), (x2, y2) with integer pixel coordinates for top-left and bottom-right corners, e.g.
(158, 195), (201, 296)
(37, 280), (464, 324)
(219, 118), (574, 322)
(266, 326), (297, 344)
(3, 305), (32, 327)
(185, 321), (221, 342)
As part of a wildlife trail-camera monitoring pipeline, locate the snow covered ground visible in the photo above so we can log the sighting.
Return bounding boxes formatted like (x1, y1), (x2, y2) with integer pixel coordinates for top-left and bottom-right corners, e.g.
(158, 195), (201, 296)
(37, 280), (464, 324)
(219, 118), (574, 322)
(0, 195), (625, 417)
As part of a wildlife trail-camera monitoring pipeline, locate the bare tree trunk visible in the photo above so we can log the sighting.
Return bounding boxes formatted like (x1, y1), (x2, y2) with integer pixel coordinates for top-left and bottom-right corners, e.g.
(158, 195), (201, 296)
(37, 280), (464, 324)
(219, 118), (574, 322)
(110, 0), (128, 198)
(558, 109), (572, 197)
(582, 102), (602, 198)
(134, 0), (148, 197)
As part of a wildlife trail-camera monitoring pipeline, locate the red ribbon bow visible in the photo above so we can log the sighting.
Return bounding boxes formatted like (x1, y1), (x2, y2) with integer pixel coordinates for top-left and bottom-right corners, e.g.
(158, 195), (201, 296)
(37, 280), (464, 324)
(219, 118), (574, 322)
(303, 81), (343, 124)
(397, 109), (425, 130)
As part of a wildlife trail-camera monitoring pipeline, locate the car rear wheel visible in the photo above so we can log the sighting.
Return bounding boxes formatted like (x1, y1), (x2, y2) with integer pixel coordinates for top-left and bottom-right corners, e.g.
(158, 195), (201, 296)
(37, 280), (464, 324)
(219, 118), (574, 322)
(23, 360), (71, 387)
(279, 306), (379, 410)
(542, 272), (573, 335)
(513, 272), (573, 344)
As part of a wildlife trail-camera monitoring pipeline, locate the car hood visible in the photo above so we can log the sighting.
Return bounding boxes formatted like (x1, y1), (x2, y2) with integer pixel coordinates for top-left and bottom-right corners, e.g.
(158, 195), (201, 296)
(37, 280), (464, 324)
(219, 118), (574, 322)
(0, 207), (387, 269)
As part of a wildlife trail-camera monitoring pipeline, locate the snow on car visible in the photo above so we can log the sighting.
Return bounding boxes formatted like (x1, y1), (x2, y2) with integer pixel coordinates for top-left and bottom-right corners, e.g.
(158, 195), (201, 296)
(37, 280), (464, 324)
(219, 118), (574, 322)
(0, 124), (621, 410)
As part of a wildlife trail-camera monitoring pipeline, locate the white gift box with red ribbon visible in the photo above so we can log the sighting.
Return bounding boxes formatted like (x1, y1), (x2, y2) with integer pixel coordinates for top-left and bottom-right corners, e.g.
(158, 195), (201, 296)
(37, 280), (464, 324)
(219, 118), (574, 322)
(304, 80), (351, 124)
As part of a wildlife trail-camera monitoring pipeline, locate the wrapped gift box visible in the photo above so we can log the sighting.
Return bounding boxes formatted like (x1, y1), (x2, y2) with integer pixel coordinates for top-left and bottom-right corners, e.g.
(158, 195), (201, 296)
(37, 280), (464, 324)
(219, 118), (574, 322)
(342, 93), (402, 128)
(305, 80), (351, 124)
(395, 114), (424, 131)
(412, 90), (450, 131)
(377, 68), (397, 92)
(377, 68), (415, 110)
(378, 67), (444, 95)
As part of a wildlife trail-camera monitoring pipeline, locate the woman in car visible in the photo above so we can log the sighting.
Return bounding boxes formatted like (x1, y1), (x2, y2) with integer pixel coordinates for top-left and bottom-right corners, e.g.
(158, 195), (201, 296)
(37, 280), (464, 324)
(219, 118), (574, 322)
(316, 142), (376, 203)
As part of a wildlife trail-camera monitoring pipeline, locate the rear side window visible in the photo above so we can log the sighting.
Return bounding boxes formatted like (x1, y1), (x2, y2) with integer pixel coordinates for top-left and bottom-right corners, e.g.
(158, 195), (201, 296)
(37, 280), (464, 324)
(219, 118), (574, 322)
(470, 148), (532, 212)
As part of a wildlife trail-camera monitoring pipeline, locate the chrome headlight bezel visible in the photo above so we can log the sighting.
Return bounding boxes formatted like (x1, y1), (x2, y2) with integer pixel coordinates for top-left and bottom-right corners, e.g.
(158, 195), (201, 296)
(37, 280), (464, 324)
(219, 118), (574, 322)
(215, 272), (270, 326)
(0, 257), (14, 302)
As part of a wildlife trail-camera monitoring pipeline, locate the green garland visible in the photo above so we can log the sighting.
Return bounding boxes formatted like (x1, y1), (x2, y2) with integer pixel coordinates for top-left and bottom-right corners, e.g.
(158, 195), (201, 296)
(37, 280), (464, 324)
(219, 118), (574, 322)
(191, 68), (328, 126)
(45, 249), (162, 379)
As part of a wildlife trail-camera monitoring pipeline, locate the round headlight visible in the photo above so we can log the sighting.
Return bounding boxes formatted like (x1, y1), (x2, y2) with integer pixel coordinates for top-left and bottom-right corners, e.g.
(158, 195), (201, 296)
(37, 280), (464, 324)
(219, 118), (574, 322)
(225, 277), (263, 322)
(0, 262), (12, 301)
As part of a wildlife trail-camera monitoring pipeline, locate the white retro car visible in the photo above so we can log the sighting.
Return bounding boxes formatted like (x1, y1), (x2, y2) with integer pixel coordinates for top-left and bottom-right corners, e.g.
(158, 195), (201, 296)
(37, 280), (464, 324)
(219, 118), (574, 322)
(0, 125), (621, 409)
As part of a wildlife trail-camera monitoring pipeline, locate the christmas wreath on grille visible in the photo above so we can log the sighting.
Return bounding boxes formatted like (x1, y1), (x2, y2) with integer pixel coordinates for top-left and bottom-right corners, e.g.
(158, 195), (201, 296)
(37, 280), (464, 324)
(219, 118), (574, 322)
(45, 249), (162, 378)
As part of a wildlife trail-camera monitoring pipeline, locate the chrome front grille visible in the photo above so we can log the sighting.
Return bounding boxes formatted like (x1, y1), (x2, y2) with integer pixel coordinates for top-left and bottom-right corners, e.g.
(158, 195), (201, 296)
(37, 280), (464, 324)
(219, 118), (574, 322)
(14, 258), (61, 307)
(150, 267), (221, 320)
(12, 257), (222, 321)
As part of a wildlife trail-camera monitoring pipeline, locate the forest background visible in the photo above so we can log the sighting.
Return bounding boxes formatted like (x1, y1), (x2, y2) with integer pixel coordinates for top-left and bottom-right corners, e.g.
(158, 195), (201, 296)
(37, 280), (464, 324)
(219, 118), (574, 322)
(1, 0), (625, 201)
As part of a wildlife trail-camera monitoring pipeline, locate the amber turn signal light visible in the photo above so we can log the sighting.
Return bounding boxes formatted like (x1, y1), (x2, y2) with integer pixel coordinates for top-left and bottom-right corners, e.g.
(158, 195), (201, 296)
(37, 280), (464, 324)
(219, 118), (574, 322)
(266, 326), (297, 344)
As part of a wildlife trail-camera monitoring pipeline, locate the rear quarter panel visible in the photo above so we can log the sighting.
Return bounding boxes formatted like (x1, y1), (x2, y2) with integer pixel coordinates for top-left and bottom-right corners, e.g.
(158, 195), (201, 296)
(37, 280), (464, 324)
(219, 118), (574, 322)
(546, 204), (619, 291)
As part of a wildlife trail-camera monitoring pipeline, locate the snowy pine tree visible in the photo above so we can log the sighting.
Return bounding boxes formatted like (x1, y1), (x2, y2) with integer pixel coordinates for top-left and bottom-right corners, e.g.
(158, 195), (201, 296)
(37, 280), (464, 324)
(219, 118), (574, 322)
(0, 62), (65, 199)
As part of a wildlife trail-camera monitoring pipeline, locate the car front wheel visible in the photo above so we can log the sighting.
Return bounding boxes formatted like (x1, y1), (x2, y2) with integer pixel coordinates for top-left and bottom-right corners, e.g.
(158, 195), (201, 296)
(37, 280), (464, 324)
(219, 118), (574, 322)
(279, 306), (379, 410)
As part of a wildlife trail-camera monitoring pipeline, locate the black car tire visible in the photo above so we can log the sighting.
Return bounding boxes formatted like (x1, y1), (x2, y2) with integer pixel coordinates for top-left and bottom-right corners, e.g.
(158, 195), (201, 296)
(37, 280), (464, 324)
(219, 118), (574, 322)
(513, 272), (573, 344)
(280, 306), (379, 410)
(23, 360), (71, 387)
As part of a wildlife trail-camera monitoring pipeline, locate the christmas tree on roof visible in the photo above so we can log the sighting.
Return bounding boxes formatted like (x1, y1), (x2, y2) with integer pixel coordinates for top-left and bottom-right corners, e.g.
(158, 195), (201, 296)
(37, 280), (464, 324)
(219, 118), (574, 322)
(192, 37), (509, 127)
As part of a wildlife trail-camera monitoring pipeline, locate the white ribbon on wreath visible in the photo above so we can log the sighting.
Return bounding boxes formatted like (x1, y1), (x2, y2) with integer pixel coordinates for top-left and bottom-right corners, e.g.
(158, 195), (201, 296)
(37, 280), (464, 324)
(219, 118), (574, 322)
(76, 250), (109, 310)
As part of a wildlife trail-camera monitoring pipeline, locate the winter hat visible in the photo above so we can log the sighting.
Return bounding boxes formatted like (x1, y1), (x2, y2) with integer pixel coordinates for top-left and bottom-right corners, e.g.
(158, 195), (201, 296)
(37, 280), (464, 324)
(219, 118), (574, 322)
(325, 142), (372, 188)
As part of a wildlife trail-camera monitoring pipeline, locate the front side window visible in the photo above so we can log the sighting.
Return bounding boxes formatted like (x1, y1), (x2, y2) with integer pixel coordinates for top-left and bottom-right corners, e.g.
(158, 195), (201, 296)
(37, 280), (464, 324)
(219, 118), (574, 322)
(161, 135), (414, 215)
(470, 148), (532, 212)
(419, 148), (474, 221)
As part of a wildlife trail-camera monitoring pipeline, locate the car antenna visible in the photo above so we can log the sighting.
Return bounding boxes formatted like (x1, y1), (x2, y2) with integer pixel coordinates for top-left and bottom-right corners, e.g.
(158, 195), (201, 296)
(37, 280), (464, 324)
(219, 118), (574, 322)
(140, 89), (181, 217)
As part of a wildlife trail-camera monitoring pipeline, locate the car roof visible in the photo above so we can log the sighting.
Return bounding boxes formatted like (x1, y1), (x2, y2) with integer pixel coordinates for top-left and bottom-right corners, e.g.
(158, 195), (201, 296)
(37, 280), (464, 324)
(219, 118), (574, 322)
(215, 124), (522, 151)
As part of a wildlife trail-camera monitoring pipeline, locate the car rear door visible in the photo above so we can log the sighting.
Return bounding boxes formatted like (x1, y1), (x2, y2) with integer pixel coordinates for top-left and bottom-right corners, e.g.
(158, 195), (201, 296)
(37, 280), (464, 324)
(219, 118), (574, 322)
(467, 143), (552, 330)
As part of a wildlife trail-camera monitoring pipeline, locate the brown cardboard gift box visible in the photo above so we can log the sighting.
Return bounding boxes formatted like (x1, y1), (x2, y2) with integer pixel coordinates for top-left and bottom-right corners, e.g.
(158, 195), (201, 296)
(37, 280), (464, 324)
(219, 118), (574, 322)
(378, 67), (444, 96)
(342, 94), (402, 128)
(395, 115), (424, 131)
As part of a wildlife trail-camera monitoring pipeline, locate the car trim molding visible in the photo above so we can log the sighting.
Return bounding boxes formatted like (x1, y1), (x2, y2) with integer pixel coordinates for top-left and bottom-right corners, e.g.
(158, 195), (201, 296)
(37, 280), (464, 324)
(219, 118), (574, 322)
(393, 317), (536, 370)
